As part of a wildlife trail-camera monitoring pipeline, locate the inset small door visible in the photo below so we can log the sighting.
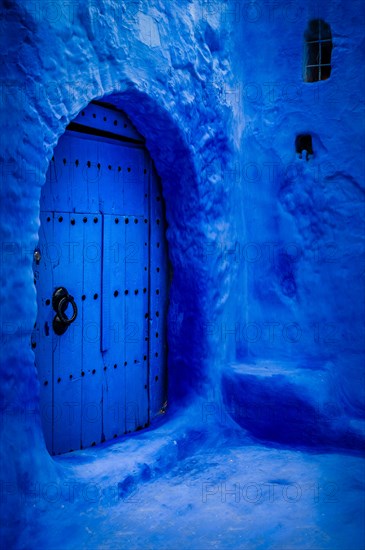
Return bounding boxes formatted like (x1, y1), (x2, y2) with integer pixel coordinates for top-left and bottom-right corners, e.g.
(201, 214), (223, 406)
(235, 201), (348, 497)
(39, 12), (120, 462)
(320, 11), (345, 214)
(32, 103), (169, 454)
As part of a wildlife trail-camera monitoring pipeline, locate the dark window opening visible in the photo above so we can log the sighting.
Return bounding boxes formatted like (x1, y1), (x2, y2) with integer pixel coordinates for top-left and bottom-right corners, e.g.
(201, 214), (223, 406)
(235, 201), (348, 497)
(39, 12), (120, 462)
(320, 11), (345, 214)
(295, 134), (313, 160)
(304, 19), (332, 82)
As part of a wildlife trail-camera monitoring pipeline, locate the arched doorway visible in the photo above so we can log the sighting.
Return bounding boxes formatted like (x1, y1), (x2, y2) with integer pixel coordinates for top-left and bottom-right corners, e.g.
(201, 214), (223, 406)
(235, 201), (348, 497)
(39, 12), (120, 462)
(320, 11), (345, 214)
(31, 101), (169, 455)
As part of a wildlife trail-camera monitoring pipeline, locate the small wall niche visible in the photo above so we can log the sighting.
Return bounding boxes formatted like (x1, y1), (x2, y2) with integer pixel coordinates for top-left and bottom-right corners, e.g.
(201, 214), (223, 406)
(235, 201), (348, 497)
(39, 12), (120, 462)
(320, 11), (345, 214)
(295, 134), (313, 160)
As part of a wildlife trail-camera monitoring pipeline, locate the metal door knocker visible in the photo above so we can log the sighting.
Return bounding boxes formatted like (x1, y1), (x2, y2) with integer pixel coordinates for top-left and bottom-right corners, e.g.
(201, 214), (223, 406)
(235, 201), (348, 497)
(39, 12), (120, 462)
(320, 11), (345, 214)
(52, 287), (78, 335)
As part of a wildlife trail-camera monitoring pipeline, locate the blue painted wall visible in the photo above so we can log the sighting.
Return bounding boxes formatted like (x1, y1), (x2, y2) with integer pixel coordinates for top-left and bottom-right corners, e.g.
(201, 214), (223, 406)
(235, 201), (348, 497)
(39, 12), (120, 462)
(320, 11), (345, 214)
(214, 0), (365, 451)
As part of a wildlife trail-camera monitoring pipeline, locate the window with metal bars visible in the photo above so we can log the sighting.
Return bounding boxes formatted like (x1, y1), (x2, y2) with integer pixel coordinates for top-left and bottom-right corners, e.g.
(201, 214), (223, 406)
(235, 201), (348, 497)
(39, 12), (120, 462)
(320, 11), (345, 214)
(304, 19), (332, 82)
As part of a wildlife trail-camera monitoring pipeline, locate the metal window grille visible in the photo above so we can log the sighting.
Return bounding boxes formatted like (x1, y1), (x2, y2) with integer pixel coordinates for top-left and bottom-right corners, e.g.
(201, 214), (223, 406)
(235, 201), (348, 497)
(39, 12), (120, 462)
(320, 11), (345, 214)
(304, 19), (333, 82)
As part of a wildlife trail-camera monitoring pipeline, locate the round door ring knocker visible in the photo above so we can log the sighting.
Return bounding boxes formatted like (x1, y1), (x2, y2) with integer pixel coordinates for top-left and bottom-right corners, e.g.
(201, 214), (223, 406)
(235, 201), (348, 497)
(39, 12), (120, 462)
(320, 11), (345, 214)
(52, 287), (78, 335)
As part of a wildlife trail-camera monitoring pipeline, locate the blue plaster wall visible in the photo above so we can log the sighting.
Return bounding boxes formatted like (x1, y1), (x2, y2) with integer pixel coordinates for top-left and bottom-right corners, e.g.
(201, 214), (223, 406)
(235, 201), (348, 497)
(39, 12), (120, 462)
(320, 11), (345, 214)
(233, 0), (365, 375)
(0, 0), (364, 545)
(220, 0), (365, 448)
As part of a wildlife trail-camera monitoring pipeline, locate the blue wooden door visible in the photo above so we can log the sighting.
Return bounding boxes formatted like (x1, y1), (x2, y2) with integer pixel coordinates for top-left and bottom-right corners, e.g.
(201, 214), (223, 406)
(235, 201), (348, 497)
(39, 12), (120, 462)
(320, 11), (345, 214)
(32, 103), (168, 454)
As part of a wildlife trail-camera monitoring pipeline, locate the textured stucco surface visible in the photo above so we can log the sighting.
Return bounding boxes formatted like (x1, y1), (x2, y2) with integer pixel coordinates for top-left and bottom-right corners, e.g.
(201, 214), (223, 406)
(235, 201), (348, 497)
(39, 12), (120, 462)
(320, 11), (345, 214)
(224, 0), (365, 447)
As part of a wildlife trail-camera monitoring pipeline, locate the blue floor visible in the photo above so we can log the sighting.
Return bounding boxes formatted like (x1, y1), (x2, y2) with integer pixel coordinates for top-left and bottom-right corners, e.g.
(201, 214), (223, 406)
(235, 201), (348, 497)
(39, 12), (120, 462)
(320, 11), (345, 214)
(18, 400), (365, 549)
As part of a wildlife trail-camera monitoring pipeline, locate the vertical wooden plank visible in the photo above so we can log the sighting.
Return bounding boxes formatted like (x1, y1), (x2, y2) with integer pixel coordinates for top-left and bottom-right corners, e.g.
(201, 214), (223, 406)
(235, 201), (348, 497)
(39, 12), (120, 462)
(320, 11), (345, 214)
(52, 212), (83, 454)
(65, 132), (84, 214)
(42, 145), (73, 213)
(99, 139), (113, 353)
(98, 140), (120, 216)
(148, 162), (169, 418)
(84, 135), (102, 214)
(112, 142), (125, 216)
(80, 212), (104, 448)
(100, 211), (110, 353)
(101, 214), (126, 440)
(48, 136), (73, 213)
(122, 147), (146, 216)
(124, 214), (149, 432)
